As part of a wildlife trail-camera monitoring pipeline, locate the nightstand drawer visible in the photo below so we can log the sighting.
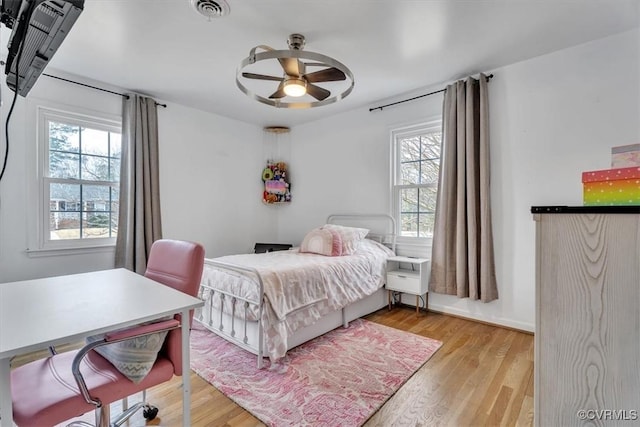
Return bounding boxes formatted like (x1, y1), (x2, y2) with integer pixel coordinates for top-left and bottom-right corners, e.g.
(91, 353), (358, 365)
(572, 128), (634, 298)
(386, 271), (421, 294)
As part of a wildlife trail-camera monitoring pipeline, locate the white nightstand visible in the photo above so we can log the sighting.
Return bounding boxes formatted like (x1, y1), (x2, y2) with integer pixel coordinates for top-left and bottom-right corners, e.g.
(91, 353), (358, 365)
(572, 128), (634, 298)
(386, 256), (430, 314)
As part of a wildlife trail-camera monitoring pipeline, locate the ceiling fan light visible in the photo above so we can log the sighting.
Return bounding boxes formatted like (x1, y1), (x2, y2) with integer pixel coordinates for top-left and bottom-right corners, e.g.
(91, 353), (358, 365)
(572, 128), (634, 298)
(236, 34), (355, 109)
(283, 78), (307, 97)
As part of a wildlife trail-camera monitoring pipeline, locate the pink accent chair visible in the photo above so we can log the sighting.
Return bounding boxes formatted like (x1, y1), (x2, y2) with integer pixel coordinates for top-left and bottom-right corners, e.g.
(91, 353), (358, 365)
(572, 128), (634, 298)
(10, 239), (205, 427)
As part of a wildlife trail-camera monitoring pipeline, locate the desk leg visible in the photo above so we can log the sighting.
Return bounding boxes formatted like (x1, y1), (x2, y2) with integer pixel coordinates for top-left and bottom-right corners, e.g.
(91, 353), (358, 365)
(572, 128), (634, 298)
(0, 357), (13, 426)
(181, 309), (192, 427)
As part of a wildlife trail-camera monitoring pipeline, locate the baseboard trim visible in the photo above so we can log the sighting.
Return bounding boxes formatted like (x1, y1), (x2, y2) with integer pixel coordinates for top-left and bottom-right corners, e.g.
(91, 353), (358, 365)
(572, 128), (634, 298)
(426, 307), (534, 335)
(389, 298), (535, 335)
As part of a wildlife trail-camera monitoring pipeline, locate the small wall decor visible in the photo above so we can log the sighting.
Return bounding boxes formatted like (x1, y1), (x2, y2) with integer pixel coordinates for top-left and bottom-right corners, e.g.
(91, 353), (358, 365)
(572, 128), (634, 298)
(262, 160), (291, 203)
(262, 126), (292, 204)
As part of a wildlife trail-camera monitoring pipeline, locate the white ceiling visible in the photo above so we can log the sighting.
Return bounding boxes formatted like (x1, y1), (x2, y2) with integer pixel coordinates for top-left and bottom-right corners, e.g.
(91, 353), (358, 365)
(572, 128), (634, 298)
(4, 0), (640, 127)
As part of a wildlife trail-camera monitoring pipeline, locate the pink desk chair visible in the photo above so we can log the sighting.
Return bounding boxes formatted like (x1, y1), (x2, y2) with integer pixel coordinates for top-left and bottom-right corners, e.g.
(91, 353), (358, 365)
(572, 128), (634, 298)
(10, 239), (205, 427)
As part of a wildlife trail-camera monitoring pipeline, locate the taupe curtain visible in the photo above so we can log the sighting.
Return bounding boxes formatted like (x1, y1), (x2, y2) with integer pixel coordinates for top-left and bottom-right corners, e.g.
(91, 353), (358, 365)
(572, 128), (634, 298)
(114, 94), (162, 273)
(429, 74), (498, 302)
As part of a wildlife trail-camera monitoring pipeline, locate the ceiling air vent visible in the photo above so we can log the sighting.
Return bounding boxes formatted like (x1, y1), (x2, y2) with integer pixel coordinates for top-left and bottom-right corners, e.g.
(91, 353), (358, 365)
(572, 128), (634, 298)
(190, 0), (230, 19)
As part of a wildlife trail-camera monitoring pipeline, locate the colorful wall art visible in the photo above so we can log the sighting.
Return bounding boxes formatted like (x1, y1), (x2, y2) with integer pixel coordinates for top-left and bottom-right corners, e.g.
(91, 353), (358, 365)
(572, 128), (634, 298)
(262, 161), (291, 204)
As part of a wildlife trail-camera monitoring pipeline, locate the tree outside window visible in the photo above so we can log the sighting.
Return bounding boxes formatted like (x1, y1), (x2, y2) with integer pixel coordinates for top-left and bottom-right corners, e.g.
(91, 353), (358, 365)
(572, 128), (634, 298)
(392, 123), (442, 238)
(46, 118), (121, 242)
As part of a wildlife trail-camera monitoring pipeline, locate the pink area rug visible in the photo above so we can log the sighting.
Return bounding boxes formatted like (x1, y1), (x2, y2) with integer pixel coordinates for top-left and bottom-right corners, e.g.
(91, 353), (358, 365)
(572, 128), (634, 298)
(190, 319), (442, 426)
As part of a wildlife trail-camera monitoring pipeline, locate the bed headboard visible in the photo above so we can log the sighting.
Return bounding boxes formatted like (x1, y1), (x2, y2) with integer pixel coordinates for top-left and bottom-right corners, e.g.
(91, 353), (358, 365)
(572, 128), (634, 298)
(326, 214), (396, 253)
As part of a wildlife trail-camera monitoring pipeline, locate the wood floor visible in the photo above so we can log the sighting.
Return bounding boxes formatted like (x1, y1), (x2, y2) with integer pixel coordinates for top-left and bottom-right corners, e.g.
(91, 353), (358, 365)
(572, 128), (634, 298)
(20, 306), (535, 427)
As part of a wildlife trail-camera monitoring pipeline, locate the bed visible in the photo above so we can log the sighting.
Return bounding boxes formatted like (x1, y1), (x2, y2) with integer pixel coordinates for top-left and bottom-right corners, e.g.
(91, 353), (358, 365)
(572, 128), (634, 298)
(194, 214), (396, 368)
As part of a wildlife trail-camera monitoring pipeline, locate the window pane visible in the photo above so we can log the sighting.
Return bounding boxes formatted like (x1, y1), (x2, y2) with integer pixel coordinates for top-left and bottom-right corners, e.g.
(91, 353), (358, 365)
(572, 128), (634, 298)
(111, 186), (119, 238)
(50, 183), (80, 206)
(111, 218), (118, 237)
(400, 188), (418, 212)
(50, 212), (81, 240)
(49, 152), (80, 179)
(400, 137), (421, 162)
(81, 154), (110, 181)
(418, 186), (438, 212)
(49, 122), (79, 153)
(401, 161), (420, 185)
(111, 187), (120, 213)
(110, 157), (120, 181)
(83, 185), (113, 239)
(50, 183), (81, 239)
(81, 127), (109, 156)
(420, 134), (441, 160)
(111, 133), (122, 158)
(84, 213), (112, 238)
(418, 213), (435, 237)
(420, 160), (439, 184)
(82, 185), (110, 212)
(400, 213), (418, 237)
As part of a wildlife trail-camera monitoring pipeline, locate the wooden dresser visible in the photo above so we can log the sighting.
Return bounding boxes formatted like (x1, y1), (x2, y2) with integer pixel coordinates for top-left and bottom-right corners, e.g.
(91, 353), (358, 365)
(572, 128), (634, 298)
(532, 206), (640, 426)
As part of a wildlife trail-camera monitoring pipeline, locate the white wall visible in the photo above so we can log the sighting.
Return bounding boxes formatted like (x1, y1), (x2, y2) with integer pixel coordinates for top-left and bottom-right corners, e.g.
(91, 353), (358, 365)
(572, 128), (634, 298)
(0, 73), (269, 282)
(277, 29), (640, 332)
(157, 103), (276, 258)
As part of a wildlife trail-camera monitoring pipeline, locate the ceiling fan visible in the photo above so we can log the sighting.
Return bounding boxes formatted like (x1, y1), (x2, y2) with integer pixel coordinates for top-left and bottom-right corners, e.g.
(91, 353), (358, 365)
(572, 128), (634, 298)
(236, 34), (355, 109)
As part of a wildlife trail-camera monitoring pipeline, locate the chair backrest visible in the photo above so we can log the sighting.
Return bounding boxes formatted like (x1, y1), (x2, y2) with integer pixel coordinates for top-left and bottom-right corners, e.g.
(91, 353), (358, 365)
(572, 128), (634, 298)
(144, 239), (205, 375)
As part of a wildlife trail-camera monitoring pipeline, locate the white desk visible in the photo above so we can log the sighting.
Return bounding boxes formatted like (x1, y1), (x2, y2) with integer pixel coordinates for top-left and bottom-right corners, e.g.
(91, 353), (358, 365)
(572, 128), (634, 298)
(0, 268), (204, 426)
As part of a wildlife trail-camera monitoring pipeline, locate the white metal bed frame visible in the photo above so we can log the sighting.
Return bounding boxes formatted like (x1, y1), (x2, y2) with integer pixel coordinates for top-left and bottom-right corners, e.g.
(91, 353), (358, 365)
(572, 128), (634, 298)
(194, 214), (396, 368)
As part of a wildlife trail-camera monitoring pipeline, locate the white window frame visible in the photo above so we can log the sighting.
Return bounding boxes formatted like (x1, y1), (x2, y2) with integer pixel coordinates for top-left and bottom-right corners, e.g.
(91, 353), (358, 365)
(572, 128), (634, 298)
(390, 119), (442, 245)
(27, 104), (122, 255)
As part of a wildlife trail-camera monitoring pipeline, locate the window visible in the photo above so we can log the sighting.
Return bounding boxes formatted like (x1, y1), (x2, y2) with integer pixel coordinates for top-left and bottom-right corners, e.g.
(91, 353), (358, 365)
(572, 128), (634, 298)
(391, 121), (442, 239)
(37, 108), (121, 250)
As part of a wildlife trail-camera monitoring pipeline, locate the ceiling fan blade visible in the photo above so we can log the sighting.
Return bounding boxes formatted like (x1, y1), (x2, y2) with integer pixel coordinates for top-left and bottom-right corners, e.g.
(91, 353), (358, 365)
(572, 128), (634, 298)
(304, 67), (346, 83)
(278, 57), (304, 76)
(242, 72), (283, 82)
(269, 82), (287, 99)
(306, 83), (331, 101)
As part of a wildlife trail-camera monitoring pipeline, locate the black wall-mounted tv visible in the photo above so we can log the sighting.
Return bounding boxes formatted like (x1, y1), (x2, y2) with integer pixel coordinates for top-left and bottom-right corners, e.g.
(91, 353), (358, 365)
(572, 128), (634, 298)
(1, 0), (84, 96)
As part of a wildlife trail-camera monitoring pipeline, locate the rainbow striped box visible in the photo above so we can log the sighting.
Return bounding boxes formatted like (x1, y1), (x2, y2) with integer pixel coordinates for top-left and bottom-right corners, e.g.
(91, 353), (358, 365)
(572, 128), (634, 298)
(582, 166), (640, 206)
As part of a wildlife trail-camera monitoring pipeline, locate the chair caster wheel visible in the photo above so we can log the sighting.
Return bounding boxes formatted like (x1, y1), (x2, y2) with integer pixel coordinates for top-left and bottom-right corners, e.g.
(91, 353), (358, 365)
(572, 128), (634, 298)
(143, 406), (159, 420)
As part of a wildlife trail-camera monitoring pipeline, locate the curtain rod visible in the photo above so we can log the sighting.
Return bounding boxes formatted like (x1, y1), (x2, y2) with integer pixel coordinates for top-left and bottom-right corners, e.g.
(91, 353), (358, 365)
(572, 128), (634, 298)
(369, 73), (494, 112)
(42, 73), (167, 108)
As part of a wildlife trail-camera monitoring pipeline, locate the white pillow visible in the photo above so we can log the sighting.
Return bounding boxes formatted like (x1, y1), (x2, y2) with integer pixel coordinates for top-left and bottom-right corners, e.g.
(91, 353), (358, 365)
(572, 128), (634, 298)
(322, 224), (369, 255)
(300, 227), (343, 256)
(86, 329), (169, 384)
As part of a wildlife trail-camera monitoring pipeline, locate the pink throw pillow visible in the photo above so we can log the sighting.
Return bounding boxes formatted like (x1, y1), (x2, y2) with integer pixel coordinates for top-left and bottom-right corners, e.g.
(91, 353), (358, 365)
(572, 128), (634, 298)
(300, 227), (343, 256)
(322, 224), (369, 255)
